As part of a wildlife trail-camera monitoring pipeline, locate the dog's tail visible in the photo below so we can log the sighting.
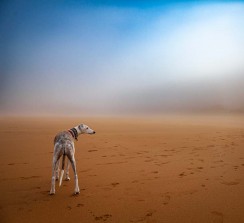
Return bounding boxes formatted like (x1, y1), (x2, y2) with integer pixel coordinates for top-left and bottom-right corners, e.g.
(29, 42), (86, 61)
(59, 169), (64, 187)
(59, 154), (66, 187)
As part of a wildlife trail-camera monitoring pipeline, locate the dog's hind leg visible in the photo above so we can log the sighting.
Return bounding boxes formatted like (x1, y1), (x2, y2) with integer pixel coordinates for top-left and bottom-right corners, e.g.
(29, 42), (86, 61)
(65, 143), (75, 181)
(50, 156), (59, 195)
(71, 157), (80, 194)
(55, 159), (60, 181)
(66, 151), (80, 195)
(50, 144), (62, 195)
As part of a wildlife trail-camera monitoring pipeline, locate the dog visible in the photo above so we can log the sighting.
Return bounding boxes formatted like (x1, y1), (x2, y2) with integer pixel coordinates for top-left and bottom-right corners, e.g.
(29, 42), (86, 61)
(50, 124), (95, 195)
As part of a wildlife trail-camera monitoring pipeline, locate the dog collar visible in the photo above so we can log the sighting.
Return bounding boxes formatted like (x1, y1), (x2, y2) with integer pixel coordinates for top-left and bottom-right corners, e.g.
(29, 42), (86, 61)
(68, 128), (78, 141)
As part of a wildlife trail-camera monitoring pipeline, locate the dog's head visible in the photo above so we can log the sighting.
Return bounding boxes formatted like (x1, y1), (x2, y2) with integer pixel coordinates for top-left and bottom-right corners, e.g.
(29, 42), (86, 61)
(78, 124), (96, 134)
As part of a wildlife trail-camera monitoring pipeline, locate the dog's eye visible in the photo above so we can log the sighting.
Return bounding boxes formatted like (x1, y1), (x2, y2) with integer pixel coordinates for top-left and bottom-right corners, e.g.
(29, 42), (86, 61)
(86, 127), (88, 129)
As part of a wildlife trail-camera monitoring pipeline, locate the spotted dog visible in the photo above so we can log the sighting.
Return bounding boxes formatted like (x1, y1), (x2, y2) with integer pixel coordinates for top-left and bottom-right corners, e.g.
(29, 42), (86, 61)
(50, 124), (95, 195)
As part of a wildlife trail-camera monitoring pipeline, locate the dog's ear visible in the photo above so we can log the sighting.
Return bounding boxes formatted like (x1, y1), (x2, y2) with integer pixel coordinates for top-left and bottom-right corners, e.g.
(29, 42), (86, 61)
(78, 124), (84, 131)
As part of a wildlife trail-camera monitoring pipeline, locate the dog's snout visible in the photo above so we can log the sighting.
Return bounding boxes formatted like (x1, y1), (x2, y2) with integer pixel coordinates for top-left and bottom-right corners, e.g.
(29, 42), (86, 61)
(93, 131), (96, 134)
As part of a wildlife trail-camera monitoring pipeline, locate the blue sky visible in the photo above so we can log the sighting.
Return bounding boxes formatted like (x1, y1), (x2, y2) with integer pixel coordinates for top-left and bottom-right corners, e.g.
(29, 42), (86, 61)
(1, 0), (244, 115)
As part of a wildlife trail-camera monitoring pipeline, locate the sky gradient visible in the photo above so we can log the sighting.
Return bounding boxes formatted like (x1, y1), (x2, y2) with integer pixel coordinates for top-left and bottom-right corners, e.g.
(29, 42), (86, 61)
(1, 0), (244, 115)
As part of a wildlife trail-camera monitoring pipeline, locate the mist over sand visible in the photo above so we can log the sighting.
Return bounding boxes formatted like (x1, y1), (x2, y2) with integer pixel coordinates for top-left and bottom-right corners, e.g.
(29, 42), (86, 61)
(1, 74), (244, 116)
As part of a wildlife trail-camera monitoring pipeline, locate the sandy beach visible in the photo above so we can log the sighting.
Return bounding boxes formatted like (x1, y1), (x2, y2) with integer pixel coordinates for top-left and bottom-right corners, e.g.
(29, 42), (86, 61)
(0, 114), (244, 223)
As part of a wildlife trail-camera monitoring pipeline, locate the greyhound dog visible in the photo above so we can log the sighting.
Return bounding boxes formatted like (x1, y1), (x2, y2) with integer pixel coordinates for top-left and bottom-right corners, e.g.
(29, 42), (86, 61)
(50, 124), (95, 195)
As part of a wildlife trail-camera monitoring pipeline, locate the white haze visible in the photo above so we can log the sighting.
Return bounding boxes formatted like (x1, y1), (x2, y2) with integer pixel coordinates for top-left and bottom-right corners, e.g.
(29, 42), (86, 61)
(0, 2), (244, 115)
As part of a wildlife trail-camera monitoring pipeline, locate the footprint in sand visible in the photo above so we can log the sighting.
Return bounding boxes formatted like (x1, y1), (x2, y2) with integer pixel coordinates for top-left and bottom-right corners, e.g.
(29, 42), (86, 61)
(214, 160), (224, 163)
(179, 172), (187, 177)
(211, 211), (223, 223)
(41, 190), (50, 195)
(67, 206), (72, 210)
(156, 162), (170, 166)
(88, 149), (98, 152)
(137, 199), (145, 202)
(220, 180), (240, 186)
(33, 186), (41, 190)
(79, 168), (92, 173)
(111, 182), (120, 187)
(94, 214), (112, 221)
(161, 193), (170, 205)
(130, 210), (155, 222)
(144, 159), (154, 162)
(20, 176), (41, 180)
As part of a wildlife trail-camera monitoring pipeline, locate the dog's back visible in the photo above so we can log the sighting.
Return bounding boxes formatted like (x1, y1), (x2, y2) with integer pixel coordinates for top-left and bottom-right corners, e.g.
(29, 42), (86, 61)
(53, 131), (74, 160)
(54, 131), (73, 145)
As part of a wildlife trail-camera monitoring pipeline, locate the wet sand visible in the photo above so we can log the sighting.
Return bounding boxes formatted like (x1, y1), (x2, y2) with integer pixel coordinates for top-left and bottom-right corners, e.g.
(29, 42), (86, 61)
(0, 115), (244, 223)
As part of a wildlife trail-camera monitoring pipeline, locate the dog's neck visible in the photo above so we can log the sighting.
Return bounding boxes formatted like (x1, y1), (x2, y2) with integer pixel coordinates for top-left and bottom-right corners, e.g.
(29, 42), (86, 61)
(68, 126), (81, 141)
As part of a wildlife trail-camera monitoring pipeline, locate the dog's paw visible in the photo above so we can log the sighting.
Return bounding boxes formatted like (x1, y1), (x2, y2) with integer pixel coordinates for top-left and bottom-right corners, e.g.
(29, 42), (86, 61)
(74, 191), (80, 195)
(65, 176), (70, 181)
(49, 190), (55, 195)
(74, 188), (80, 195)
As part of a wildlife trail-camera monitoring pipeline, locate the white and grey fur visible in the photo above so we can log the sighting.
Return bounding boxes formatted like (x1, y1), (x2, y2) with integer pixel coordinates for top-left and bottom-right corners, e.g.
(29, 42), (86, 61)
(50, 124), (95, 195)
